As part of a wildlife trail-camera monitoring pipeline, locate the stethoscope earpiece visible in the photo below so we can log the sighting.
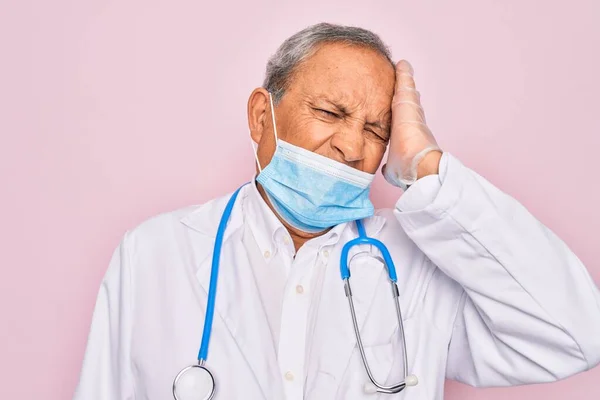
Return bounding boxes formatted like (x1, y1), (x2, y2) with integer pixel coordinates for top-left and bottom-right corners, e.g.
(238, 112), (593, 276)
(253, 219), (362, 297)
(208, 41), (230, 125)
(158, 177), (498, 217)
(405, 374), (419, 386)
(364, 382), (378, 394)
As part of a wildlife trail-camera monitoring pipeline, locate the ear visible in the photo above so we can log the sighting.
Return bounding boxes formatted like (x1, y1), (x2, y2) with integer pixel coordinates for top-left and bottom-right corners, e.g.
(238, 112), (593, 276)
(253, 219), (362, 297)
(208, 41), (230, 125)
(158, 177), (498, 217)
(247, 88), (271, 144)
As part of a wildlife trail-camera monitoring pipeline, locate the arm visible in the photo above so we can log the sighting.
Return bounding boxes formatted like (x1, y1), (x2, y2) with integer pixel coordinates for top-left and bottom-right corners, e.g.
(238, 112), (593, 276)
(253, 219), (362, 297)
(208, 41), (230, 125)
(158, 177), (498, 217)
(73, 234), (135, 399)
(394, 152), (600, 386)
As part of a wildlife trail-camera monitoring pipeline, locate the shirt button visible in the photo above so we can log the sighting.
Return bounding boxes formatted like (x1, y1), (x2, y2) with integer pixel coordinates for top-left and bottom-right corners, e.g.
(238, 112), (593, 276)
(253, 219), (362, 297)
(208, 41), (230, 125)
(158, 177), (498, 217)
(284, 371), (295, 381)
(283, 237), (290, 245)
(323, 250), (329, 258)
(295, 285), (304, 294)
(264, 250), (271, 259)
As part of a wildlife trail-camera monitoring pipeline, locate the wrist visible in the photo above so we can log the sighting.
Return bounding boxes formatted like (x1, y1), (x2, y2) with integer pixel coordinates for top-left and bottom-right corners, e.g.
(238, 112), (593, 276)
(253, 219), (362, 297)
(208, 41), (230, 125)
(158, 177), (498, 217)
(416, 150), (442, 179)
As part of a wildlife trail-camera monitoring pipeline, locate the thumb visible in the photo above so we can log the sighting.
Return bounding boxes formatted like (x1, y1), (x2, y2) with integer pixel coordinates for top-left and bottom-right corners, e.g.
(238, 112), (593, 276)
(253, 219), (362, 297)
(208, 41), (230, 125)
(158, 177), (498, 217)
(381, 163), (398, 187)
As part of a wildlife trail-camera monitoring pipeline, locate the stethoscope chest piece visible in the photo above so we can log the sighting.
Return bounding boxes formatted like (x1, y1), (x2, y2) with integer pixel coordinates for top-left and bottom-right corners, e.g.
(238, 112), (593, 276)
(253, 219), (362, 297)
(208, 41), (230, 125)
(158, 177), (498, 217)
(173, 364), (215, 400)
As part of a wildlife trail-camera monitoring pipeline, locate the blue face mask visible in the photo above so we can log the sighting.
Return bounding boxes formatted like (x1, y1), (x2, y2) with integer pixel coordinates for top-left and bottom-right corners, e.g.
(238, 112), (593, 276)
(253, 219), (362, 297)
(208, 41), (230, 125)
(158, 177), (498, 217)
(252, 92), (376, 233)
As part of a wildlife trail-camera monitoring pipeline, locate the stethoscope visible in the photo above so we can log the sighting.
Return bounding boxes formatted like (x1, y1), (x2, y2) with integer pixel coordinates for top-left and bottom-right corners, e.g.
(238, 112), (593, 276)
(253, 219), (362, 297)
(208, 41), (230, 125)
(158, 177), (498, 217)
(172, 185), (418, 400)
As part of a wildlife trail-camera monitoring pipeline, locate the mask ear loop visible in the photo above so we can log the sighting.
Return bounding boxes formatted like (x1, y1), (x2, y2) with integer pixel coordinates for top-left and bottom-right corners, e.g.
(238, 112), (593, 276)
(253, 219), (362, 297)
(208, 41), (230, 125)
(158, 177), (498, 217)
(268, 92), (279, 145)
(251, 92), (279, 173)
(250, 135), (263, 173)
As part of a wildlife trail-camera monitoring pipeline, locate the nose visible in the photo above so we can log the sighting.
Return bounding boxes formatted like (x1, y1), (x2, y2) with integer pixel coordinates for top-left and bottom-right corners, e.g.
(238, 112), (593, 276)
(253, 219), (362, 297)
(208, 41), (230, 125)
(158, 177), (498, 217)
(329, 125), (365, 165)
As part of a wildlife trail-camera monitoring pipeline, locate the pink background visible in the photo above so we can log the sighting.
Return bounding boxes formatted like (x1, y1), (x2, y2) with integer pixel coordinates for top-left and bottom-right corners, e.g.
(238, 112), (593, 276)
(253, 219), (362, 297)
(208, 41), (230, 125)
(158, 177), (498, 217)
(1, 0), (598, 398)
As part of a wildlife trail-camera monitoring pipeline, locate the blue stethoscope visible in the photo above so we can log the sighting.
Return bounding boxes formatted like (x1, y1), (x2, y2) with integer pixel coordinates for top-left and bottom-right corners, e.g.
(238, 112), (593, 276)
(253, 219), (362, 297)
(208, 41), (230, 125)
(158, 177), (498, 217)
(172, 185), (418, 400)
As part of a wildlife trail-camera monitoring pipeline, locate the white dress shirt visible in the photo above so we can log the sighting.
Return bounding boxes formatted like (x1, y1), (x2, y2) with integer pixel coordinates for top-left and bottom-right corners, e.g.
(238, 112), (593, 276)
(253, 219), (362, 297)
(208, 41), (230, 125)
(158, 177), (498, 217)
(243, 176), (348, 395)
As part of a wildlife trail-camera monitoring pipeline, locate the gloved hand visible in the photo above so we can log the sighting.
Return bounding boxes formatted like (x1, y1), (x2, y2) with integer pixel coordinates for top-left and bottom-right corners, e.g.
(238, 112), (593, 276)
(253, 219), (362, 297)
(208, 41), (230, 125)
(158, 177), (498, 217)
(382, 60), (442, 190)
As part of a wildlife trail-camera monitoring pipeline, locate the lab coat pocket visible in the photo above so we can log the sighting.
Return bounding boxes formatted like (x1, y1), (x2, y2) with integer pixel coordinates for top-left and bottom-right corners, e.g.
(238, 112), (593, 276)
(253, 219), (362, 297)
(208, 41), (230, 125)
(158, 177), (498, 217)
(308, 341), (395, 400)
(359, 341), (396, 384)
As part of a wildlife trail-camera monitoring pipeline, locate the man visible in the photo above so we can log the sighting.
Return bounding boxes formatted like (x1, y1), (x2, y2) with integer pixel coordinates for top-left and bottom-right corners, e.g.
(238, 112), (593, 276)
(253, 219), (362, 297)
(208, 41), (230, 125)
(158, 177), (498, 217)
(74, 23), (600, 399)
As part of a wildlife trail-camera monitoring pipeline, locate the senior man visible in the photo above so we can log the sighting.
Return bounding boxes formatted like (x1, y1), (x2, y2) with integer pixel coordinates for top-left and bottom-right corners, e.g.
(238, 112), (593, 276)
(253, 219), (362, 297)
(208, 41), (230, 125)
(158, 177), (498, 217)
(74, 23), (600, 400)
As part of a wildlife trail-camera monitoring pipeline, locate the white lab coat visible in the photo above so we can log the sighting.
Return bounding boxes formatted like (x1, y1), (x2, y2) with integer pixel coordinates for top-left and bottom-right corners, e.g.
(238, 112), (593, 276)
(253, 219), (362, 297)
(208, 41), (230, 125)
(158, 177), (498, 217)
(74, 153), (600, 399)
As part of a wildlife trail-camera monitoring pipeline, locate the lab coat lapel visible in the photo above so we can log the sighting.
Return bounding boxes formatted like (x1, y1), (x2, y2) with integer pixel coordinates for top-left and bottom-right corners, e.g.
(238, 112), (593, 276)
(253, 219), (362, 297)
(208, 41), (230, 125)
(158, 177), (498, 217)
(181, 188), (282, 400)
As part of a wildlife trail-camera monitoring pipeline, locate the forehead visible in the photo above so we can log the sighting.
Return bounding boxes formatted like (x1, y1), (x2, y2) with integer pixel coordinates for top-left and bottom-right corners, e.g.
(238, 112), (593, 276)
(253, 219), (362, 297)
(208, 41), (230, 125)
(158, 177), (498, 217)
(288, 42), (396, 108)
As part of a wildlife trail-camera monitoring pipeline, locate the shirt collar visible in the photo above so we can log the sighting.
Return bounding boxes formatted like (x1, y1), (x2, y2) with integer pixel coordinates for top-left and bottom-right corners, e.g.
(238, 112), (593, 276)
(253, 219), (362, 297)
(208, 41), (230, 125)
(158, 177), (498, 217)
(245, 177), (291, 257)
(179, 179), (387, 255)
(245, 176), (386, 256)
(247, 175), (355, 256)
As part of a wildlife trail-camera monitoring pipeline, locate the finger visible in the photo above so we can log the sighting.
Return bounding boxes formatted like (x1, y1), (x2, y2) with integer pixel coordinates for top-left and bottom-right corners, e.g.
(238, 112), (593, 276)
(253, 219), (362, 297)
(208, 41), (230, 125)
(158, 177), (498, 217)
(392, 87), (421, 106)
(397, 59), (414, 75)
(393, 60), (425, 122)
(395, 60), (417, 92)
(392, 100), (425, 125)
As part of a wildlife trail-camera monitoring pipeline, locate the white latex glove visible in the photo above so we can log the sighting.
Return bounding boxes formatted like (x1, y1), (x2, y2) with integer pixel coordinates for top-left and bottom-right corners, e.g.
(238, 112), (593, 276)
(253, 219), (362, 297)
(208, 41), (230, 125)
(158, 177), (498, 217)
(382, 60), (442, 190)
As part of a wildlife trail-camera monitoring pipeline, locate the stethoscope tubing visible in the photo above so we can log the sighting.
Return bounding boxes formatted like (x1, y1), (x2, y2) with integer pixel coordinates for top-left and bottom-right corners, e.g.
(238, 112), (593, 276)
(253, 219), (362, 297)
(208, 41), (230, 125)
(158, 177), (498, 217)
(197, 185), (246, 362)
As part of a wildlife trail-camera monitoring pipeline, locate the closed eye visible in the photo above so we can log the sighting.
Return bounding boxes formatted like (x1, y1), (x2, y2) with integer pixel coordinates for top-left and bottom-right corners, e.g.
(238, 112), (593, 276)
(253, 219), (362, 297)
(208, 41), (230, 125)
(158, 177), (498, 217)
(365, 128), (388, 142)
(316, 108), (340, 118)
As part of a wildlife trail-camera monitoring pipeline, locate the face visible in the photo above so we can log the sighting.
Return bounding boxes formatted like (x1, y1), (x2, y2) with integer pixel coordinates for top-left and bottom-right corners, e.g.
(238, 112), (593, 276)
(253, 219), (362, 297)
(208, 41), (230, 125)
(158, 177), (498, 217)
(248, 42), (396, 174)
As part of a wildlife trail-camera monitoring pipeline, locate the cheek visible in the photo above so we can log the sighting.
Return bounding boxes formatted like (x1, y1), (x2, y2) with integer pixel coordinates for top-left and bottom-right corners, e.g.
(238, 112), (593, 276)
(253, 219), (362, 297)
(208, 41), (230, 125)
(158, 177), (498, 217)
(284, 117), (336, 151)
(256, 127), (277, 168)
(363, 143), (387, 173)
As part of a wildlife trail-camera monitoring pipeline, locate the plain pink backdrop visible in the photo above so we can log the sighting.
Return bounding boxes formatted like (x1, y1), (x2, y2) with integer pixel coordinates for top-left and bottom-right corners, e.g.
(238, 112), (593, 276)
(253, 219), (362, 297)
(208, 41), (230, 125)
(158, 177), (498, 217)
(1, 0), (599, 398)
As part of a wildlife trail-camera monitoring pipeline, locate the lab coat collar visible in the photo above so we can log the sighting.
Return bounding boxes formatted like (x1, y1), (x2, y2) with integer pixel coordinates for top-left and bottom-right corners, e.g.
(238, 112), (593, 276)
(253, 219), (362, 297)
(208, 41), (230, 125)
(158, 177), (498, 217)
(179, 183), (386, 259)
(179, 185), (248, 240)
(187, 177), (388, 258)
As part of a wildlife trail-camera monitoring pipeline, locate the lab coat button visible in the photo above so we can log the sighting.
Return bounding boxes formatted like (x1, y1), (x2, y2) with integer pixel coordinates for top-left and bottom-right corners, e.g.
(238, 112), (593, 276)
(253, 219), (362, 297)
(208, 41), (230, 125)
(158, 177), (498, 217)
(285, 371), (295, 381)
(323, 250), (329, 258)
(264, 250), (271, 258)
(295, 285), (304, 294)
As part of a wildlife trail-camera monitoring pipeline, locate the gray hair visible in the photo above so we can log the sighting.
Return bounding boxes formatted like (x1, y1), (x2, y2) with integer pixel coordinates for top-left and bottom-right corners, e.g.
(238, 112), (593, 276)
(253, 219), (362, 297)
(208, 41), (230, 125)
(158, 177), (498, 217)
(263, 22), (394, 105)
